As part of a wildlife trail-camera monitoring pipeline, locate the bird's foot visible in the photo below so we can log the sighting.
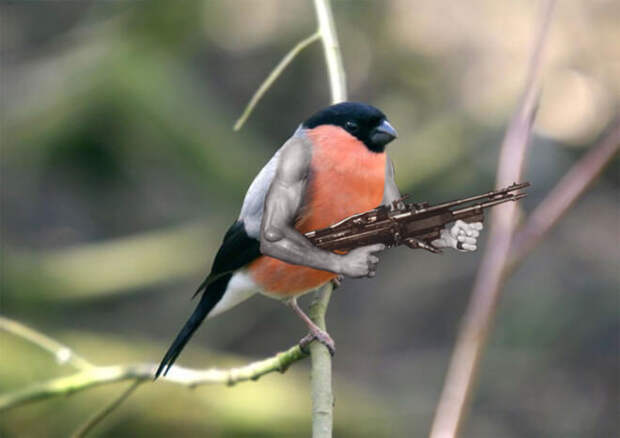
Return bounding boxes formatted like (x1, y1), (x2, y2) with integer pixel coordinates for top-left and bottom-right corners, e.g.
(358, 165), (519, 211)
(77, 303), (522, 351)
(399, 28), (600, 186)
(299, 327), (336, 356)
(331, 275), (344, 289)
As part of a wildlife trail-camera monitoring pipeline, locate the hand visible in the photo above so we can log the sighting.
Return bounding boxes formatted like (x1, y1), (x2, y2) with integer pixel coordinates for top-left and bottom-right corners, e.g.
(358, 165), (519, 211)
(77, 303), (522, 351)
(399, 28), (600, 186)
(390, 199), (407, 211)
(338, 244), (385, 278)
(432, 220), (483, 252)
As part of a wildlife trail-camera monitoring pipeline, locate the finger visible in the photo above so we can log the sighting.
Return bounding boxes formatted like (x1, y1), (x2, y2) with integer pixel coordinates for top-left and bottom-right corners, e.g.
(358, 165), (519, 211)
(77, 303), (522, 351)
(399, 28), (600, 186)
(470, 222), (483, 230)
(457, 236), (477, 245)
(460, 224), (481, 237)
(368, 255), (379, 264)
(367, 270), (376, 277)
(461, 225), (477, 236)
(364, 243), (386, 253)
(462, 243), (476, 251)
(450, 224), (464, 238)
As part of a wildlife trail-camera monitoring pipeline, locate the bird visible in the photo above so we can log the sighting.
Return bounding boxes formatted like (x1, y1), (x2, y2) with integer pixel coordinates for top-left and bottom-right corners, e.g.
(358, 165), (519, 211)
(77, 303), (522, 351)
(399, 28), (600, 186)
(155, 101), (480, 378)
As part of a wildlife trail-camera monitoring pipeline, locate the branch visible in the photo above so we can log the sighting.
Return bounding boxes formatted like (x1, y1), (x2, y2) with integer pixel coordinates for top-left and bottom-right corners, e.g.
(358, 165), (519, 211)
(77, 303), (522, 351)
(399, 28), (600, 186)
(429, 1), (556, 437)
(0, 343), (308, 412)
(0, 316), (94, 370)
(308, 284), (334, 437)
(233, 31), (321, 131)
(71, 381), (142, 438)
(509, 120), (620, 266)
(308, 1), (346, 436)
(233, 0), (347, 129)
(313, 0), (347, 104)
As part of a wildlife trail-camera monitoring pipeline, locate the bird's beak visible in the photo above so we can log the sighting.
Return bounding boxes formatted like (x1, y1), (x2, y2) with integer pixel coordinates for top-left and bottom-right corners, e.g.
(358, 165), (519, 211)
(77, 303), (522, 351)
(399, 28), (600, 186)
(371, 120), (398, 148)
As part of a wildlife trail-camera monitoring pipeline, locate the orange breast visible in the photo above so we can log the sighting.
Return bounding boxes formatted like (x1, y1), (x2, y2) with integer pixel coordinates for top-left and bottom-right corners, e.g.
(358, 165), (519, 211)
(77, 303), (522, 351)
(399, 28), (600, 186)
(249, 126), (386, 297)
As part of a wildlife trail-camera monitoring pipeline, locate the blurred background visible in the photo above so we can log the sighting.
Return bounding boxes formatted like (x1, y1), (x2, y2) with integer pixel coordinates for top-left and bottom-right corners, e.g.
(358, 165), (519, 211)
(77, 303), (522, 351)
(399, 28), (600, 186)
(1, 1), (618, 437)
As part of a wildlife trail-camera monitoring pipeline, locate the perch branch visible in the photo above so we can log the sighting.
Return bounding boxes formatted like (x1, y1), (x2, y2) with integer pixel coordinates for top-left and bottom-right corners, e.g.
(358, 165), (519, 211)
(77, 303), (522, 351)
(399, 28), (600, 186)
(309, 284), (334, 438)
(0, 331), (308, 412)
(307, 1), (346, 435)
(429, 1), (556, 437)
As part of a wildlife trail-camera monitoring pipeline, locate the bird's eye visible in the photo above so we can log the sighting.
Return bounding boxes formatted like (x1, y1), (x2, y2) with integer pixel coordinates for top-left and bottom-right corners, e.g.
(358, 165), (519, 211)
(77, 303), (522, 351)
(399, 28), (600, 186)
(345, 121), (359, 132)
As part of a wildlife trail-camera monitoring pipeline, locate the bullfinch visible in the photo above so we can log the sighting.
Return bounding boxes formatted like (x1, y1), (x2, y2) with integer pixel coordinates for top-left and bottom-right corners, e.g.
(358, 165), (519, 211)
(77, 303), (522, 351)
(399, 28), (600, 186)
(155, 102), (482, 377)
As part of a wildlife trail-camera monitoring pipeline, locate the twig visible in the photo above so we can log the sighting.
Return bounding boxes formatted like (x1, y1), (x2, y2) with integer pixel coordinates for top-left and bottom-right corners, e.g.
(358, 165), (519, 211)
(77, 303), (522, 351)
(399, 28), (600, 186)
(0, 316), (94, 370)
(313, 0), (347, 104)
(233, 0), (347, 129)
(71, 381), (142, 438)
(233, 32), (321, 131)
(308, 284), (334, 438)
(429, 2), (556, 437)
(0, 344), (308, 412)
(509, 120), (620, 266)
(309, 1), (346, 436)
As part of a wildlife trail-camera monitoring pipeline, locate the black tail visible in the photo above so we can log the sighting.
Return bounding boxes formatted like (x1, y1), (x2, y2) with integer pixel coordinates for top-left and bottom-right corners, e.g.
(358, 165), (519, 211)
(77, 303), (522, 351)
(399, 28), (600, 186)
(155, 273), (232, 378)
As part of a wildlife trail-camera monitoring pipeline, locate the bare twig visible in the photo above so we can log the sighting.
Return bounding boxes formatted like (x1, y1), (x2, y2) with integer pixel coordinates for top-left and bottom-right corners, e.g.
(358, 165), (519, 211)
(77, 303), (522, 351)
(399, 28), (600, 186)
(509, 120), (620, 266)
(233, 32), (321, 131)
(313, 0), (347, 104)
(429, 2), (556, 437)
(71, 381), (142, 438)
(308, 1), (347, 436)
(0, 316), (94, 370)
(308, 284), (334, 438)
(0, 343), (308, 412)
(233, 0), (347, 130)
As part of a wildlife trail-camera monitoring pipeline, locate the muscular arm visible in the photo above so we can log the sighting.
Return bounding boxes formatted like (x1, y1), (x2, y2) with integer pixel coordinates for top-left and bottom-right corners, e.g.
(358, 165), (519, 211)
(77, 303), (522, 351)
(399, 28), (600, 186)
(260, 136), (384, 277)
(259, 137), (344, 273)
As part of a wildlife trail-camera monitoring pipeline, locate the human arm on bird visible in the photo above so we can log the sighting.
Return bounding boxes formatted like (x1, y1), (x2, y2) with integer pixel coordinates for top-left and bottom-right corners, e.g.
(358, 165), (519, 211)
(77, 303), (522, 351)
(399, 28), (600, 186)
(259, 135), (384, 278)
(381, 156), (483, 252)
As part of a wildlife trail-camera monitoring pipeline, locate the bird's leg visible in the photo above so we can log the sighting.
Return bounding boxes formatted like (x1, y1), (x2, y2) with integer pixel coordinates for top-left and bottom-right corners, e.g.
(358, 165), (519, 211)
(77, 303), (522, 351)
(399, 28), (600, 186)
(287, 297), (335, 355)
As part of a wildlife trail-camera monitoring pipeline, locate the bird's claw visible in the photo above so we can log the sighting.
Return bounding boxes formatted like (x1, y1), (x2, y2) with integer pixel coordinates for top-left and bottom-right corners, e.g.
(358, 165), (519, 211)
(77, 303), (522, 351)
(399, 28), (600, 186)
(299, 330), (336, 356)
(331, 275), (344, 289)
(390, 194), (410, 212)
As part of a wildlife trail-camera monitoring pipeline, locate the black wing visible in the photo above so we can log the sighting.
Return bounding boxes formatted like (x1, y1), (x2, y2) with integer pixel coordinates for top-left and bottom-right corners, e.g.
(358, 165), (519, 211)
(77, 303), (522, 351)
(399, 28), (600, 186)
(155, 221), (261, 378)
(192, 220), (261, 298)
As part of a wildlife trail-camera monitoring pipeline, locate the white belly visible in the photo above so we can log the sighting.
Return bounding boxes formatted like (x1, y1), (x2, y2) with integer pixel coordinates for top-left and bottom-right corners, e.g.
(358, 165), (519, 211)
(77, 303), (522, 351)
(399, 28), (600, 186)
(207, 270), (259, 318)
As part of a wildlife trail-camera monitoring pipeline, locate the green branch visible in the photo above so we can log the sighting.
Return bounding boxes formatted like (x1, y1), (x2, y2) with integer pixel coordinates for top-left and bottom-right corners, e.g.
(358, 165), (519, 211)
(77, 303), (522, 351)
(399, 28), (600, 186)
(308, 284), (334, 438)
(0, 341), (308, 412)
(308, 1), (346, 436)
